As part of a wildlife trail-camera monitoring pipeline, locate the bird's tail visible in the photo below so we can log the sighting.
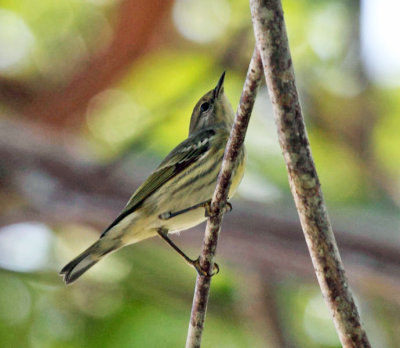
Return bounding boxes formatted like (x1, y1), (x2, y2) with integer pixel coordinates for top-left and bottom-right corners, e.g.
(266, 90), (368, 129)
(60, 239), (121, 285)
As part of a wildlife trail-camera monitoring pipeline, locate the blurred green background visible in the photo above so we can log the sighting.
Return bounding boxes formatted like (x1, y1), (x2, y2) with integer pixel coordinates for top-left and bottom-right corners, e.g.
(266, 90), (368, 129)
(1, 0), (400, 347)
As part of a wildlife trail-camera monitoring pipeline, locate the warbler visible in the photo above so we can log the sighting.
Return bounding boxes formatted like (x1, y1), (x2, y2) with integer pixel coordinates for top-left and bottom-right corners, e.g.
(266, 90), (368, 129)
(60, 72), (246, 284)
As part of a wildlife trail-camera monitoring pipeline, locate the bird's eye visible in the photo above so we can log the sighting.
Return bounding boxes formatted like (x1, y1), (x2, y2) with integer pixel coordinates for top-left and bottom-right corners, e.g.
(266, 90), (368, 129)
(200, 102), (210, 113)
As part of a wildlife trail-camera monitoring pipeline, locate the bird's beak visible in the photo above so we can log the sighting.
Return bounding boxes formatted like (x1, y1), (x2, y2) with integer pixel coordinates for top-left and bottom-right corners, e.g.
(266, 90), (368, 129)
(213, 71), (225, 98)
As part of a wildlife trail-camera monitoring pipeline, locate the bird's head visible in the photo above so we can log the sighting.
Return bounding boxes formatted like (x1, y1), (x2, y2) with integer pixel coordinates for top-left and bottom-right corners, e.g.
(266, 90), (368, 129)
(189, 72), (235, 135)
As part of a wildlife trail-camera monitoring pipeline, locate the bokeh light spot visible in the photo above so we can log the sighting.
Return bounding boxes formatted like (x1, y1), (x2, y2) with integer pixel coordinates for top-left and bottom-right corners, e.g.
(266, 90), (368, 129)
(303, 293), (339, 346)
(361, 0), (400, 86)
(0, 9), (34, 70)
(173, 0), (230, 43)
(308, 4), (348, 61)
(86, 89), (151, 148)
(0, 223), (53, 272)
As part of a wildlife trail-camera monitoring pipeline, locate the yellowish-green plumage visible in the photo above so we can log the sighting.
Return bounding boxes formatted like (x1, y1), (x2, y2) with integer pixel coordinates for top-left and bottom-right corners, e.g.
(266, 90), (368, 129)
(60, 72), (245, 284)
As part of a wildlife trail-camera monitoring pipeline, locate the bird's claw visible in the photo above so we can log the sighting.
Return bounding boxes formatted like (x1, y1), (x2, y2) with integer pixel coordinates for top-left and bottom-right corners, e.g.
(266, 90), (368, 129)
(204, 201), (232, 218)
(190, 257), (219, 277)
(204, 202), (212, 218)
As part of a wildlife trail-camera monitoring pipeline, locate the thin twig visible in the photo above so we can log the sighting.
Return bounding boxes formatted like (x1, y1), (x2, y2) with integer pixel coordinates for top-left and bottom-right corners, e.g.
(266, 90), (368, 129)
(185, 48), (263, 348)
(250, 0), (371, 347)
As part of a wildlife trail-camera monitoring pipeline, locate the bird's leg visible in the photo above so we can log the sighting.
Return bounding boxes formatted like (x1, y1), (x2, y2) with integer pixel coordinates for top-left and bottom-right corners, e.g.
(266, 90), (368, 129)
(156, 228), (219, 277)
(158, 200), (210, 220)
(159, 200), (232, 220)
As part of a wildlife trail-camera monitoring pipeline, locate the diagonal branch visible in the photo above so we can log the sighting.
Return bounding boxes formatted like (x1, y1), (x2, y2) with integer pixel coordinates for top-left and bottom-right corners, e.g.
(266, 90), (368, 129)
(185, 48), (263, 348)
(250, 0), (371, 347)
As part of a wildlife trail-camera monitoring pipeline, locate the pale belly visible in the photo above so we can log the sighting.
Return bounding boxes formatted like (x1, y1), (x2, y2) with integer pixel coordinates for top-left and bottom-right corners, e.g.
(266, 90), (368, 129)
(157, 206), (207, 233)
(112, 148), (246, 244)
(115, 206), (207, 245)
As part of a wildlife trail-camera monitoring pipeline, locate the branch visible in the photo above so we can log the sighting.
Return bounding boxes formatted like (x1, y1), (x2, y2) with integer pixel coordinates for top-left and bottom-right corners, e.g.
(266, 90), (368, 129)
(185, 48), (263, 348)
(250, 1), (371, 347)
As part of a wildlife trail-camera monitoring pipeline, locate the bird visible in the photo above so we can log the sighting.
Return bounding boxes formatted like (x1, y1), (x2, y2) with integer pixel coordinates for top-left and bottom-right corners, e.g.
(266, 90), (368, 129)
(60, 72), (246, 284)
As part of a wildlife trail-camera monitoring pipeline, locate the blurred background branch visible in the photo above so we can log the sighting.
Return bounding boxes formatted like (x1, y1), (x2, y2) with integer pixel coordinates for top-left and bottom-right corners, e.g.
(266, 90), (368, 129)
(0, 0), (173, 130)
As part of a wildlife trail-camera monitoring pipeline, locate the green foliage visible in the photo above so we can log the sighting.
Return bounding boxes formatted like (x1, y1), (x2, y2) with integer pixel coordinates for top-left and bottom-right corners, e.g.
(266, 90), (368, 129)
(373, 88), (400, 174)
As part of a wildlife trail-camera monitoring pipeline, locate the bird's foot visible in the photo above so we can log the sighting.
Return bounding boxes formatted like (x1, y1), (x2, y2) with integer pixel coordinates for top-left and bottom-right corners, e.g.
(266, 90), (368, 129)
(189, 256), (219, 277)
(204, 201), (232, 218)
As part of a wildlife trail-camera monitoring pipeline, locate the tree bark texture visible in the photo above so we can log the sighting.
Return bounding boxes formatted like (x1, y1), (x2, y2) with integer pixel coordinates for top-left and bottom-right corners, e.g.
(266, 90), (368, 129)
(250, 1), (371, 347)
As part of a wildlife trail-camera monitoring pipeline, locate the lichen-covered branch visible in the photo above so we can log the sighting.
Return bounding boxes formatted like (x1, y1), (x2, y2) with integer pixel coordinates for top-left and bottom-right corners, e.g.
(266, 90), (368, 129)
(185, 48), (263, 348)
(250, 0), (371, 347)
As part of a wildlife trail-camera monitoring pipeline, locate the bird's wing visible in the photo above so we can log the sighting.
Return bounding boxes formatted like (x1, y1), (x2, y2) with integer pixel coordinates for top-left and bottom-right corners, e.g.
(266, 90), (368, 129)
(101, 128), (216, 236)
